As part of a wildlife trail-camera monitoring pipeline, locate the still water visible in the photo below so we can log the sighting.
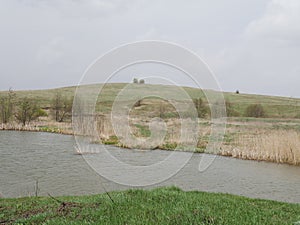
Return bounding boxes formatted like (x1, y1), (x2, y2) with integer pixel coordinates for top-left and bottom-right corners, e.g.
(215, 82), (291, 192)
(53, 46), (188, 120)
(0, 131), (299, 203)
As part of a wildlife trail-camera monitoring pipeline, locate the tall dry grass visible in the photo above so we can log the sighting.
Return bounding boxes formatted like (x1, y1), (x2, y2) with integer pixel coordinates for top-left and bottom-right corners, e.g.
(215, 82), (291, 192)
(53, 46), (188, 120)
(220, 130), (300, 165)
(0, 121), (72, 134)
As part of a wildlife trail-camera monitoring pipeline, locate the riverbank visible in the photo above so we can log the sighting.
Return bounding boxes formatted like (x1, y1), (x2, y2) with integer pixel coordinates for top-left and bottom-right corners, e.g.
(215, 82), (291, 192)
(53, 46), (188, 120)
(2, 83), (300, 166)
(0, 121), (73, 135)
(2, 116), (300, 166)
(1, 187), (299, 224)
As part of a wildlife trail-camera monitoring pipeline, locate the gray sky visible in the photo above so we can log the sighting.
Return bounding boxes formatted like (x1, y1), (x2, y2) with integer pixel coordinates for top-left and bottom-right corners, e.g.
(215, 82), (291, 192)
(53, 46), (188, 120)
(0, 0), (299, 97)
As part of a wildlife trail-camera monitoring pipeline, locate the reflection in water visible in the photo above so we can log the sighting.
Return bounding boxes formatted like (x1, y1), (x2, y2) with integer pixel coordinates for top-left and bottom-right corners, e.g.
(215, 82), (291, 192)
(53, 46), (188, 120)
(0, 131), (299, 203)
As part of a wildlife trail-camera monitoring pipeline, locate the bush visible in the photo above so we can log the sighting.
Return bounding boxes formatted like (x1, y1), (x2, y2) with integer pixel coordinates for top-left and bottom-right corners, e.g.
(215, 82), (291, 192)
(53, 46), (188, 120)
(102, 135), (119, 145)
(160, 142), (177, 150)
(245, 104), (265, 118)
(193, 98), (209, 118)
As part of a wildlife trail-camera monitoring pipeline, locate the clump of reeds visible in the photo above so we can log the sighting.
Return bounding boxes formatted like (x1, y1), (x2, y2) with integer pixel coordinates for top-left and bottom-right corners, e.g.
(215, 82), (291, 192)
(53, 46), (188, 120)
(0, 121), (73, 135)
(220, 130), (300, 165)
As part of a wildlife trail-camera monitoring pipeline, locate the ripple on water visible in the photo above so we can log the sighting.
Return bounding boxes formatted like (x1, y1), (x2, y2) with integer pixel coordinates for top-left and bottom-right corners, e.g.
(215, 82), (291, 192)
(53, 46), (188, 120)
(0, 131), (299, 203)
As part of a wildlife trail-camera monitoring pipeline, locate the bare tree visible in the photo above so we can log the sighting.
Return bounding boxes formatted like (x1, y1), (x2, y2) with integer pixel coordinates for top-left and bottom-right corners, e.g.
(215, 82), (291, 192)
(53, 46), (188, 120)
(51, 92), (72, 122)
(0, 88), (16, 123)
(15, 98), (42, 126)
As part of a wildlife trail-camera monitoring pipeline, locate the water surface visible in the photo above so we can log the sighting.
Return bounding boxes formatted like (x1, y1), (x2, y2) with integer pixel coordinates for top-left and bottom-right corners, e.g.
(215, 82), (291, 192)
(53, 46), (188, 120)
(0, 131), (299, 203)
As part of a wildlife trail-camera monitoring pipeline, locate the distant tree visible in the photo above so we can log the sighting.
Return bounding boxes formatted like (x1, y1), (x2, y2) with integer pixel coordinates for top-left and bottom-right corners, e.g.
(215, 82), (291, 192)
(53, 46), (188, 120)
(133, 78), (138, 84)
(15, 98), (42, 125)
(51, 92), (72, 122)
(236, 90), (240, 94)
(245, 104), (265, 118)
(193, 98), (208, 118)
(139, 79), (145, 84)
(0, 88), (16, 123)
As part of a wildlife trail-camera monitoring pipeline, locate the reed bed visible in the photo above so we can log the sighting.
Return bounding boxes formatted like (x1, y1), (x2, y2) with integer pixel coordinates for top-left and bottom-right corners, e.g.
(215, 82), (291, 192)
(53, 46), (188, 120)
(3, 115), (300, 166)
(0, 121), (73, 135)
(220, 129), (300, 165)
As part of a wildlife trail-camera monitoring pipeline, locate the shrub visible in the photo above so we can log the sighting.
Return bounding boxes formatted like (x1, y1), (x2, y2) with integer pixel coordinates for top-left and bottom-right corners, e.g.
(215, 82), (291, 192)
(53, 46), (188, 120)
(245, 104), (265, 118)
(102, 135), (119, 145)
(160, 142), (177, 150)
(193, 98), (209, 118)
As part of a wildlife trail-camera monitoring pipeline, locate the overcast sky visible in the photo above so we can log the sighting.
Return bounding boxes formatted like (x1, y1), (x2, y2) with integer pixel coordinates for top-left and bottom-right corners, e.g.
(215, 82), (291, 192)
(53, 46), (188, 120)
(0, 0), (299, 97)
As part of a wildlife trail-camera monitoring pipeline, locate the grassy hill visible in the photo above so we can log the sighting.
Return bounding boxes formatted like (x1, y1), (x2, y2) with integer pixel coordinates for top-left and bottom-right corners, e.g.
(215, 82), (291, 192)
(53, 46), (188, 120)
(1, 83), (300, 118)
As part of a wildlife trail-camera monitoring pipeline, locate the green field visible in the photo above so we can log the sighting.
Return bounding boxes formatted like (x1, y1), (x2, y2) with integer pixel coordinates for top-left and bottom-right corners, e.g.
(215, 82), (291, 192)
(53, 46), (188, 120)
(1, 83), (300, 118)
(1, 187), (300, 225)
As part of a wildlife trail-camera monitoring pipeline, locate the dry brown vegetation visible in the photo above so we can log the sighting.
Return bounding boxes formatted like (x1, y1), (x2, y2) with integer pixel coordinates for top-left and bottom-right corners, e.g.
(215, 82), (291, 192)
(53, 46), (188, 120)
(220, 129), (300, 165)
(218, 118), (300, 165)
(0, 120), (72, 135)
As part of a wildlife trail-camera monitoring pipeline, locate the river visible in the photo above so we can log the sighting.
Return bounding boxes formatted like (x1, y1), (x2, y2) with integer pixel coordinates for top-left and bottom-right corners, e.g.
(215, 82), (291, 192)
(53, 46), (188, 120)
(0, 131), (299, 203)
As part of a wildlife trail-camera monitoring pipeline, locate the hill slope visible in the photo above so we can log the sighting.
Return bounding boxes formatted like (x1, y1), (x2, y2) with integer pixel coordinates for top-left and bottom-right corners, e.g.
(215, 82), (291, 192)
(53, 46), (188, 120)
(1, 83), (299, 118)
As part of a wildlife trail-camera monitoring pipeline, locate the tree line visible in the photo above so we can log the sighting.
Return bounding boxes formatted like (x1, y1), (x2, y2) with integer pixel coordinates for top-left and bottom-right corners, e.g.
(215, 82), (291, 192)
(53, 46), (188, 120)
(0, 88), (266, 126)
(0, 89), (72, 125)
(192, 98), (265, 118)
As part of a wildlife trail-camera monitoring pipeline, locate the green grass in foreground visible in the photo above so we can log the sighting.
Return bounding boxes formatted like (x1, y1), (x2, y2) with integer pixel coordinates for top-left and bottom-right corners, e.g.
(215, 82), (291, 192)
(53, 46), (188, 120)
(1, 187), (300, 225)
